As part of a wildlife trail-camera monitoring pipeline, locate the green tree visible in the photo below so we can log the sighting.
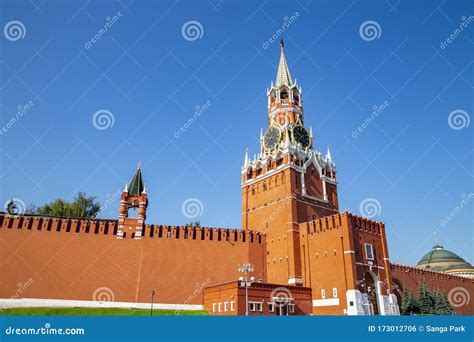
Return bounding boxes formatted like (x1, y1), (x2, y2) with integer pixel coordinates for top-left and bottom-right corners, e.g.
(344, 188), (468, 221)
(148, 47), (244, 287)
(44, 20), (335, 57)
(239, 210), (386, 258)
(185, 221), (201, 227)
(418, 283), (434, 315)
(32, 192), (101, 219)
(441, 294), (454, 315)
(432, 290), (443, 315)
(401, 288), (420, 315)
(400, 288), (411, 315)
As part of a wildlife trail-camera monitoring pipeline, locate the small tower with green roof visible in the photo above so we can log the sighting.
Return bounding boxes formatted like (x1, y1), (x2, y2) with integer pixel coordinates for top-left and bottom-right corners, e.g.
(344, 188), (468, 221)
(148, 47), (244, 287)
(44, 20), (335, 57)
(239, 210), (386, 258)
(117, 162), (148, 240)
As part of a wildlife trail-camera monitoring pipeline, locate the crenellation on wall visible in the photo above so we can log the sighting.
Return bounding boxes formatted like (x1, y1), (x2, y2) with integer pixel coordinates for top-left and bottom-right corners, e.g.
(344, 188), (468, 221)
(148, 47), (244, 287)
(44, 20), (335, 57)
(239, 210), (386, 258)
(0, 214), (119, 238)
(345, 213), (384, 235)
(0, 213), (266, 244)
(140, 223), (265, 244)
(391, 262), (474, 315)
(391, 263), (473, 283)
(302, 212), (346, 235)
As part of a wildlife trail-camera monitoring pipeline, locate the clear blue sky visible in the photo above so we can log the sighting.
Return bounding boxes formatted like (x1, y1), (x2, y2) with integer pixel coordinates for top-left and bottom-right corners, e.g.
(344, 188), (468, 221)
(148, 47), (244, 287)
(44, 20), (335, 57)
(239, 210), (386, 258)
(0, 0), (472, 267)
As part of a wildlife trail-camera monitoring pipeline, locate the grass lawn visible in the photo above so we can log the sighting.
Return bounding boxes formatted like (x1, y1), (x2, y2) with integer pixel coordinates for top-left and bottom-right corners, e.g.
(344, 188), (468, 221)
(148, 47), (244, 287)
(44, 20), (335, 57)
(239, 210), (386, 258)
(0, 307), (208, 316)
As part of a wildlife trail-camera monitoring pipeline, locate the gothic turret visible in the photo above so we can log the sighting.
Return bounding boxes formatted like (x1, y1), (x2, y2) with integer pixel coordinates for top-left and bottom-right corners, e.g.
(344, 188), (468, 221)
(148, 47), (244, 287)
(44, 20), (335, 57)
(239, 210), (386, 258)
(117, 162), (148, 240)
(267, 38), (303, 126)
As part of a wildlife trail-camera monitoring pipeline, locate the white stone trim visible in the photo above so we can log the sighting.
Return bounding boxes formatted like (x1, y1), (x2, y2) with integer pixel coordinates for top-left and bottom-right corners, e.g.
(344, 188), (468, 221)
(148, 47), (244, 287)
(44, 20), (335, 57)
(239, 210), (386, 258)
(268, 105), (303, 117)
(355, 262), (384, 270)
(287, 277), (303, 285)
(242, 165), (292, 186)
(0, 298), (204, 311)
(312, 298), (339, 307)
(301, 192), (329, 204)
(322, 176), (337, 185)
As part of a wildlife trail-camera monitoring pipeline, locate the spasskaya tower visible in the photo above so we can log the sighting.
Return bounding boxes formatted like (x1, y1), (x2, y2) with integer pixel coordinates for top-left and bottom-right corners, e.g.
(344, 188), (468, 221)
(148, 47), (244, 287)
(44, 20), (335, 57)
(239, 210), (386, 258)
(241, 39), (339, 286)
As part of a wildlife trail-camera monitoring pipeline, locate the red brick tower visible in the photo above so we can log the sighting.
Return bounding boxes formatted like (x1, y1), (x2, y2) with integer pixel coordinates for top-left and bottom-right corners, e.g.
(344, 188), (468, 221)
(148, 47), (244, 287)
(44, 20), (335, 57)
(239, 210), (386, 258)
(117, 162), (148, 239)
(242, 40), (339, 286)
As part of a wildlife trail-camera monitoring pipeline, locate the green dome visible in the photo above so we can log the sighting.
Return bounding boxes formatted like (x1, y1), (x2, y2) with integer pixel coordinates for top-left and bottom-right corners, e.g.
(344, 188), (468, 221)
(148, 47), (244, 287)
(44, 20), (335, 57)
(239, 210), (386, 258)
(416, 244), (474, 273)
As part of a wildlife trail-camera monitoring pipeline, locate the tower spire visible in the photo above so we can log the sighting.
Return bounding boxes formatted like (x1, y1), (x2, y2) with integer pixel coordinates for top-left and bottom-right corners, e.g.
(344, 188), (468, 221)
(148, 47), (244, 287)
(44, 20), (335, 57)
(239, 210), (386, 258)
(326, 146), (333, 162)
(128, 163), (144, 196)
(275, 38), (293, 87)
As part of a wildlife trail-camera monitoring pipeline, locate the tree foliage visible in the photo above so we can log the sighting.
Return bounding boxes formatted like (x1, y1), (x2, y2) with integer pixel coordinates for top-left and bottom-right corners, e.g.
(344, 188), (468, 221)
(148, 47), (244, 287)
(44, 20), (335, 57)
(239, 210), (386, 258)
(400, 283), (454, 315)
(27, 192), (101, 219)
(418, 283), (434, 315)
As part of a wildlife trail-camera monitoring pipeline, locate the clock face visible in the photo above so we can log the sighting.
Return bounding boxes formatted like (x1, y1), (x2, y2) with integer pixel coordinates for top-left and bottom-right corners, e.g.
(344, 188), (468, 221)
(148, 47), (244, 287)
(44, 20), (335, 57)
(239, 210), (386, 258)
(263, 126), (281, 151)
(292, 125), (311, 148)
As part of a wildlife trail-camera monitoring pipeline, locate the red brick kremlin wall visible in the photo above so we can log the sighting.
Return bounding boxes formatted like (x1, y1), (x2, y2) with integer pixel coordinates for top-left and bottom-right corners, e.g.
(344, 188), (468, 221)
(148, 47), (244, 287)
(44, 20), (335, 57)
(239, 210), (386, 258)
(0, 214), (266, 306)
(390, 263), (474, 315)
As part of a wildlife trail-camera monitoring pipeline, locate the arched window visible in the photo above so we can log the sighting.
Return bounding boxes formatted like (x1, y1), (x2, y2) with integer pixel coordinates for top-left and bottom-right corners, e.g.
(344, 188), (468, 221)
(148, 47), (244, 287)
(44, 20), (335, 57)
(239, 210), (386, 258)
(270, 90), (277, 104)
(293, 93), (299, 104)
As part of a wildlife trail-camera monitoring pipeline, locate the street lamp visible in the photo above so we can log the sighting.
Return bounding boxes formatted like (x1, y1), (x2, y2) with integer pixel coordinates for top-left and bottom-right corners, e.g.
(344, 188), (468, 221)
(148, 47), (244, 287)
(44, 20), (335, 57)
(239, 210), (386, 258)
(238, 263), (254, 316)
(150, 290), (155, 316)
